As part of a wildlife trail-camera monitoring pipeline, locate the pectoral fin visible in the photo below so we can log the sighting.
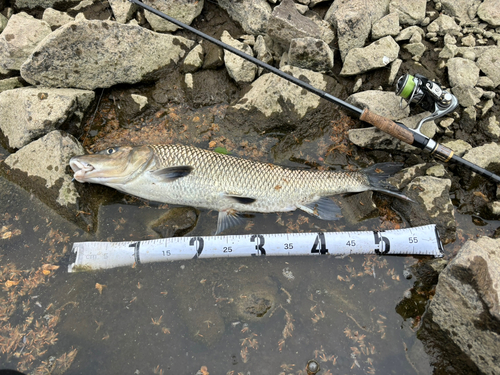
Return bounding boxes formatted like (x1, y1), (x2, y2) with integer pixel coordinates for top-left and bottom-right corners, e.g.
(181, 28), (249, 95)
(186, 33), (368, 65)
(150, 166), (193, 181)
(216, 210), (245, 235)
(297, 197), (342, 220)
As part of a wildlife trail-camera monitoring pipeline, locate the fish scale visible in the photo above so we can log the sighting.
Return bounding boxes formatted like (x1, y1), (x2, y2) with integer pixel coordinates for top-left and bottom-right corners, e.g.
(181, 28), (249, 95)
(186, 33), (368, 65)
(148, 144), (369, 212)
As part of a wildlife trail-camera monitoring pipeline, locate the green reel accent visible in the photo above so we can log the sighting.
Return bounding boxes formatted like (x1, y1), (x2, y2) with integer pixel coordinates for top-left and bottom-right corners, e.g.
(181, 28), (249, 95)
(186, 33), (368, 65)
(398, 74), (416, 99)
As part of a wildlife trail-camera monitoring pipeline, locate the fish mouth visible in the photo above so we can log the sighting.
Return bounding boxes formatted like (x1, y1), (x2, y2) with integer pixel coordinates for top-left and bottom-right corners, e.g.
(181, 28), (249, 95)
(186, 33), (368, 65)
(70, 159), (95, 181)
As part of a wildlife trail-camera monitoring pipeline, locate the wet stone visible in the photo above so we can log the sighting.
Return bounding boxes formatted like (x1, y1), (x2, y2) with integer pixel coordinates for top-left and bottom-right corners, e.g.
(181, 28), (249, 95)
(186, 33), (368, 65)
(151, 207), (198, 238)
(0, 87), (95, 149)
(20, 20), (195, 90)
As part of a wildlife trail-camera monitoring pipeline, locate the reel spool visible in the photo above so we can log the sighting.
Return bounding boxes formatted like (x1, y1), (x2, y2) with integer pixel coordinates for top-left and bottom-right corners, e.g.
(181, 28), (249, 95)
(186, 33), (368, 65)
(395, 74), (458, 134)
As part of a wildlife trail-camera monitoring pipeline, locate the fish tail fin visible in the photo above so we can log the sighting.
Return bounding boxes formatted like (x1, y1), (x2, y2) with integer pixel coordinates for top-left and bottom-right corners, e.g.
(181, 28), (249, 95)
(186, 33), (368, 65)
(364, 163), (412, 201)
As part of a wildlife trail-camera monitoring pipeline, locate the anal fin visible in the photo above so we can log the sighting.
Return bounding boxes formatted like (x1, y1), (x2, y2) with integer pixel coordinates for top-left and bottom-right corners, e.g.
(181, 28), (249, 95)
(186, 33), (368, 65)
(297, 197), (342, 220)
(216, 210), (245, 235)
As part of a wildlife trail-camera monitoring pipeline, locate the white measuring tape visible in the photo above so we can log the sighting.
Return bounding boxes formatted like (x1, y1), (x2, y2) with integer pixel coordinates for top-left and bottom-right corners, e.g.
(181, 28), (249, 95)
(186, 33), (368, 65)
(68, 225), (443, 272)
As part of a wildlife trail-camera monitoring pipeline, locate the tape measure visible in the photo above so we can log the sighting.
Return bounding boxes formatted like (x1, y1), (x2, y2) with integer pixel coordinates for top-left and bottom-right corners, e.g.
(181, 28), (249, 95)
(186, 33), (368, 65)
(68, 225), (443, 272)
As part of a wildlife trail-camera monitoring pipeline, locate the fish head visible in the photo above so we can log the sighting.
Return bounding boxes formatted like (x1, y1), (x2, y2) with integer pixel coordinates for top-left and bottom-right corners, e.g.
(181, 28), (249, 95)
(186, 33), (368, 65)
(70, 145), (154, 184)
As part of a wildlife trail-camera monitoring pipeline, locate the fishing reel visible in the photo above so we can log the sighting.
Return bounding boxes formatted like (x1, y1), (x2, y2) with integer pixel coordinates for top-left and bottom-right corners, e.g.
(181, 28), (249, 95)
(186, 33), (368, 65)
(395, 73), (458, 135)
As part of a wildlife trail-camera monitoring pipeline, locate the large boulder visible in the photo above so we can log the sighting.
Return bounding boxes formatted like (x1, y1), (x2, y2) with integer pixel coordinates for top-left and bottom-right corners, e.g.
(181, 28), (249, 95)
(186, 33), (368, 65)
(423, 236), (500, 374)
(0, 12), (52, 71)
(0, 87), (94, 149)
(20, 20), (195, 90)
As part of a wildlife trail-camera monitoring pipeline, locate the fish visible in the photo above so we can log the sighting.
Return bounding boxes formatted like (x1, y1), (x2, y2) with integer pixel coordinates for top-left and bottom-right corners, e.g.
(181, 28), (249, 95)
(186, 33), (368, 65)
(70, 144), (408, 234)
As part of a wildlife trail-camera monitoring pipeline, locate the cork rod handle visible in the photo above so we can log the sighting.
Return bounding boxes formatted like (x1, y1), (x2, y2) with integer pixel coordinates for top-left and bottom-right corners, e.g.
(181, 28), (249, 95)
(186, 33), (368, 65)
(360, 108), (415, 145)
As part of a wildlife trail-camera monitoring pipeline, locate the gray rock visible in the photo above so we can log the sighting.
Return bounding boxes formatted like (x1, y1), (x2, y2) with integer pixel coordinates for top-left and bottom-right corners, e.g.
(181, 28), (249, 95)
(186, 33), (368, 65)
(477, 0), (500, 26)
(395, 26), (425, 42)
(481, 115), (500, 140)
(488, 201), (500, 216)
(451, 85), (482, 107)
(427, 14), (461, 36)
(0, 13), (8, 33)
(0, 12), (52, 71)
(11, 0), (79, 8)
(371, 12), (400, 40)
(447, 57), (479, 87)
(202, 42), (224, 70)
(346, 90), (410, 120)
(426, 164), (447, 177)
(42, 8), (74, 29)
(388, 163), (428, 190)
(253, 35), (273, 75)
(20, 20), (194, 90)
(288, 37), (333, 73)
(440, 139), (472, 157)
(233, 65), (327, 117)
(151, 207), (198, 238)
(0, 76), (26, 93)
(267, 0), (334, 46)
(228, 65), (332, 131)
(217, 0), (271, 35)
(183, 43), (204, 73)
(389, 0), (426, 25)
(340, 36), (399, 76)
(221, 31), (257, 84)
(441, 0), (477, 21)
(439, 44), (458, 59)
(109, 0), (137, 24)
(476, 47), (500, 88)
(131, 94), (148, 111)
(394, 176), (456, 243)
(325, 0), (389, 61)
(143, 0), (203, 32)
(426, 236), (500, 374)
(4, 130), (84, 207)
(461, 34), (476, 47)
(404, 42), (426, 59)
(463, 142), (500, 186)
(388, 58), (402, 85)
(0, 87), (94, 149)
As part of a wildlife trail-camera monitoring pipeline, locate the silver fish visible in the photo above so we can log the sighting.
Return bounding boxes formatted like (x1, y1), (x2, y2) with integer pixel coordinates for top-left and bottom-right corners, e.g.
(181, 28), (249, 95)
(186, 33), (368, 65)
(70, 144), (407, 234)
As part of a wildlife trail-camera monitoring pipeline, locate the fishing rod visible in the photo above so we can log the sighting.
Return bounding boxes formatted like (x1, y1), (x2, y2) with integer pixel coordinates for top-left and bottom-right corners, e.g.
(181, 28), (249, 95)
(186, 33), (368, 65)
(127, 0), (500, 184)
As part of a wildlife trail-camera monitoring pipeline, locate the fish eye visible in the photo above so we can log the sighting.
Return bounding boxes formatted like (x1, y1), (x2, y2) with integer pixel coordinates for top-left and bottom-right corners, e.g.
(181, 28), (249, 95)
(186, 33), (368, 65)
(106, 147), (117, 155)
